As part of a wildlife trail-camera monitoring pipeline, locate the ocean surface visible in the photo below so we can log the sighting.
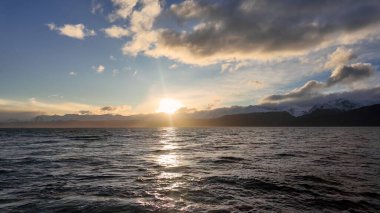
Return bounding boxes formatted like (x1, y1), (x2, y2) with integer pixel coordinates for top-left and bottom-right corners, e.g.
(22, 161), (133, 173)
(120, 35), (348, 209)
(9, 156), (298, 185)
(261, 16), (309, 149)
(0, 127), (379, 212)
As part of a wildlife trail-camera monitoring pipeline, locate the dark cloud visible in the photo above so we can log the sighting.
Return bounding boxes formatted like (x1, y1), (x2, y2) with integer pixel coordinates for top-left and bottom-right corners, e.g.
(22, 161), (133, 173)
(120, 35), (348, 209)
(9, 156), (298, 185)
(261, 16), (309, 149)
(101, 106), (116, 111)
(262, 63), (375, 104)
(327, 63), (374, 86)
(79, 110), (92, 115)
(151, 0), (380, 64)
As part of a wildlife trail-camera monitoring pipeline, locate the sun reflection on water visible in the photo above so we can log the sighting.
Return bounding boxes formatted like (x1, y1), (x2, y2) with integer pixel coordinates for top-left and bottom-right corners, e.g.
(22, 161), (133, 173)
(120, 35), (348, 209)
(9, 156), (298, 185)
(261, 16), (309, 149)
(157, 154), (179, 167)
(156, 127), (180, 168)
(155, 127), (184, 193)
(138, 127), (185, 210)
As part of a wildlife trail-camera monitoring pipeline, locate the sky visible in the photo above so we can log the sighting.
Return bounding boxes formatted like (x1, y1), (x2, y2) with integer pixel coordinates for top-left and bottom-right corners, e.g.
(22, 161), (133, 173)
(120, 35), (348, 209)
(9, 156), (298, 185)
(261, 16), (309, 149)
(1, 0), (380, 120)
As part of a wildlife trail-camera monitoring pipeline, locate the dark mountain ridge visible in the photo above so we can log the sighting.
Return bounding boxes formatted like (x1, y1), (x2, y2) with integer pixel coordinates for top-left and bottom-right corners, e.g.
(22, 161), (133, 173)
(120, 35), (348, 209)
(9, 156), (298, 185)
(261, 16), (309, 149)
(209, 104), (380, 126)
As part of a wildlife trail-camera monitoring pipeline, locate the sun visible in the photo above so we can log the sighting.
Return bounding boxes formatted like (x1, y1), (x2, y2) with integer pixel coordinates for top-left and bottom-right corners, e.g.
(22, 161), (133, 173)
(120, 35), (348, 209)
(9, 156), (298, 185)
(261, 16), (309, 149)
(157, 98), (183, 114)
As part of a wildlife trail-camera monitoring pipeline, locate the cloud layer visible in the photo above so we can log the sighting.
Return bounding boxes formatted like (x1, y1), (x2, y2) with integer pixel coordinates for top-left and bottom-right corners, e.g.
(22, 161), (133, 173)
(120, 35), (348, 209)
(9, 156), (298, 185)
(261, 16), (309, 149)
(143, 0), (380, 65)
(263, 86), (380, 108)
(262, 63), (376, 104)
(0, 98), (133, 121)
(48, 0), (380, 66)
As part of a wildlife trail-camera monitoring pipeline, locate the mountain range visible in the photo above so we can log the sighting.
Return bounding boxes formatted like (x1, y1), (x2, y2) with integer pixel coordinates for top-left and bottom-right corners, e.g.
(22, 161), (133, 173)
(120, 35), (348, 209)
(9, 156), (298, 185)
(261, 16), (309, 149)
(1, 99), (379, 127)
(30, 98), (364, 122)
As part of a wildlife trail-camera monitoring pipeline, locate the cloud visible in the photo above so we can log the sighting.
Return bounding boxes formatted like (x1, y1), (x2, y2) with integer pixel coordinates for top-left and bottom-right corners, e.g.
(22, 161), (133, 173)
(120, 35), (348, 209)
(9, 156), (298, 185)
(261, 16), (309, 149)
(261, 63), (376, 104)
(100, 105), (132, 114)
(103, 25), (129, 38)
(262, 80), (325, 103)
(169, 64), (178, 69)
(0, 98), (98, 116)
(101, 106), (116, 111)
(91, 1), (103, 15)
(79, 110), (92, 115)
(121, 0), (161, 56)
(324, 47), (357, 69)
(142, 0), (380, 65)
(110, 55), (117, 60)
(47, 23), (96, 39)
(206, 98), (222, 110)
(69, 71), (77, 76)
(176, 107), (197, 114)
(0, 98), (133, 121)
(108, 0), (139, 22)
(170, 0), (211, 20)
(93, 65), (105, 73)
(263, 86), (380, 108)
(249, 80), (264, 89)
(221, 61), (252, 73)
(327, 63), (375, 86)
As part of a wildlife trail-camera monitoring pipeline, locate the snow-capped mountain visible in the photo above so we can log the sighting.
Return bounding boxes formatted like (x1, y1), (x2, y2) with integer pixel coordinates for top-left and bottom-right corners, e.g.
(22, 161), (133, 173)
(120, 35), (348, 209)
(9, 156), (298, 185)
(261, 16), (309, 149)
(183, 99), (366, 118)
(308, 99), (361, 113)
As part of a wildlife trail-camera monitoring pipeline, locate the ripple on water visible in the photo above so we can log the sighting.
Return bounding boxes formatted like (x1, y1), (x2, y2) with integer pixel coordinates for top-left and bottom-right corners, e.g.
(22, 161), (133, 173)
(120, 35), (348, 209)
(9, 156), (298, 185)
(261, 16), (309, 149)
(0, 127), (379, 212)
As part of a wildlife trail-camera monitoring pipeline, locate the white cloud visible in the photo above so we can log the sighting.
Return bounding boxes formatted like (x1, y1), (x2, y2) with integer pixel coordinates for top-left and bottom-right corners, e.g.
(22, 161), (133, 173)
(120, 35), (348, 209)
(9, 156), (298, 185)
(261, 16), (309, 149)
(69, 71), (77, 76)
(121, 0), (162, 56)
(108, 0), (139, 22)
(94, 0), (162, 57)
(46, 23), (56, 30)
(47, 23), (96, 39)
(169, 64), (178, 69)
(324, 47), (357, 69)
(103, 25), (129, 38)
(93, 65), (105, 73)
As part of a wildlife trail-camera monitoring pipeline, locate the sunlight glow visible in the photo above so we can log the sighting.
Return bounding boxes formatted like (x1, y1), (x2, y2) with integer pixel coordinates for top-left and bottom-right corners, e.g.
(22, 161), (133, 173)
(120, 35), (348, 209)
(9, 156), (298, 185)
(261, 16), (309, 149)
(157, 98), (183, 114)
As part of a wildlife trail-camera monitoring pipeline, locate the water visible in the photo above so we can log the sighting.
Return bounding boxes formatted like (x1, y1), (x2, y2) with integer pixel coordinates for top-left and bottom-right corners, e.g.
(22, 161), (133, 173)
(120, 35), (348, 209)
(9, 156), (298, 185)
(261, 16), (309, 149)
(0, 127), (379, 212)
